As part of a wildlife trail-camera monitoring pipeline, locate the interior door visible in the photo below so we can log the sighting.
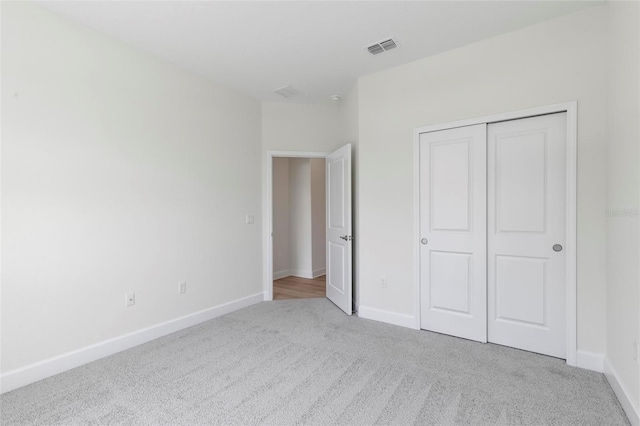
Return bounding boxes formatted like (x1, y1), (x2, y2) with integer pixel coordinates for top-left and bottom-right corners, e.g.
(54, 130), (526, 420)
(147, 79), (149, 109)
(326, 144), (352, 315)
(419, 124), (487, 342)
(487, 113), (567, 358)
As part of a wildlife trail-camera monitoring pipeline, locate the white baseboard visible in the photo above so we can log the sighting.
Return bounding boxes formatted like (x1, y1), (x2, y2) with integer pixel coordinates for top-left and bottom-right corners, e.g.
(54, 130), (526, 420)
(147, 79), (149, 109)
(273, 268), (325, 280)
(312, 268), (326, 278)
(358, 305), (418, 330)
(576, 350), (605, 372)
(273, 269), (291, 280)
(289, 269), (314, 279)
(604, 357), (640, 425)
(0, 292), (264, 394)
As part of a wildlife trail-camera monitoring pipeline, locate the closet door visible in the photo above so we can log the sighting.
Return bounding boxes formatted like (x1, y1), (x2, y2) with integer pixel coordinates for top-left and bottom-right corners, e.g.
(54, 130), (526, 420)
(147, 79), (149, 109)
(487, 113), (567, 358)
(419, 124), (487, 343)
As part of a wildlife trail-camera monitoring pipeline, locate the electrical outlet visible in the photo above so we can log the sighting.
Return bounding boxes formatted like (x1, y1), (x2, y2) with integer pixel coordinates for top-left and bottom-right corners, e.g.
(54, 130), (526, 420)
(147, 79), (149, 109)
(178, 282), (187, 294)
(125, 293), (135, 307)
(245, 214), (255, 224)
(380, 277), (387, 288)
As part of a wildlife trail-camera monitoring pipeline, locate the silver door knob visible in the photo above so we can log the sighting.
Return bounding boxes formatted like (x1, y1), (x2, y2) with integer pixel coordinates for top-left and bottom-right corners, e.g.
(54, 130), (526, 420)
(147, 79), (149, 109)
(553, 244), (563, 252)
(421, 238), (428, 245)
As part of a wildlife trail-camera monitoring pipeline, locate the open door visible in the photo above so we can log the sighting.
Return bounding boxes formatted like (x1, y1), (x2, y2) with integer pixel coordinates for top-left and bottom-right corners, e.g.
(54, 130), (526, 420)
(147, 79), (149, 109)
(325, 144), (352, 315)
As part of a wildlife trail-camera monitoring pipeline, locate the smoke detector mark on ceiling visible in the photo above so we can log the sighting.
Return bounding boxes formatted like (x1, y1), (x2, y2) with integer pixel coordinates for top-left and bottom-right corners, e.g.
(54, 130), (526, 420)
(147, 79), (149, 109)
(274, 85), (298, 98)
(366, 37), (398, 55)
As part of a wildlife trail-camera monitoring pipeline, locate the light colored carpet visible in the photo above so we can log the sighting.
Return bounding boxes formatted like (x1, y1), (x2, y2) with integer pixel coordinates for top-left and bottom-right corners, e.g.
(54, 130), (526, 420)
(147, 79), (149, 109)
(0, 298), (629, 425)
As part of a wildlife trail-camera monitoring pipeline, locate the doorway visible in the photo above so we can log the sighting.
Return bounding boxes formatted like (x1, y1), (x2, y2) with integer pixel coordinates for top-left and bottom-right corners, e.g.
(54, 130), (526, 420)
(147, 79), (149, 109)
(264, 145), (353, 314)
(414, 102), (578, 366)
(272, 157), (327, 300)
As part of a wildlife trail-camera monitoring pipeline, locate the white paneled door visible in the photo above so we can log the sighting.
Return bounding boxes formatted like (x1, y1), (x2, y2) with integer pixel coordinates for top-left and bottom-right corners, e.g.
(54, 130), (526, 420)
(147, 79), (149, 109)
(419, 124), (487, 343)
(487, 113), (567, 358)
(326, 144), (352, 315)
(419, 113), (568, 359)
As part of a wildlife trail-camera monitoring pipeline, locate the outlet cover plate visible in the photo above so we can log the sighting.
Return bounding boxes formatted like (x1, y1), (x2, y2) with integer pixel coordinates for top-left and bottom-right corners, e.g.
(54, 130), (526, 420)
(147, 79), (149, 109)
(126, 293), (135, 307)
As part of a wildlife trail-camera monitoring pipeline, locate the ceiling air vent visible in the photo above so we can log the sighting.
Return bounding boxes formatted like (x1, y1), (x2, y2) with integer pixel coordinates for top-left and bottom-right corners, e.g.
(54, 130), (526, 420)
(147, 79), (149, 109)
(366, 37), (398, 55)
(367, 44), (384, 55)
(274, 85), (297, 99)
(380, 39), (397, 51)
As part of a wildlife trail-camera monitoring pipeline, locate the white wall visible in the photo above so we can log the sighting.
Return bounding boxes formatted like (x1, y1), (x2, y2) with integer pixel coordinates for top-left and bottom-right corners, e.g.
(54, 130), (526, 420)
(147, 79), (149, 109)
(310, 158), (326, 276)
(605, 1), (640, 418)
(272, 158), (290, 277)
(1, 2), (262, 374)
(262, 103), (344, 153)
(357, 5), (608, 353)
(288, 159), (313, 277)
(339, 83), (360, 146)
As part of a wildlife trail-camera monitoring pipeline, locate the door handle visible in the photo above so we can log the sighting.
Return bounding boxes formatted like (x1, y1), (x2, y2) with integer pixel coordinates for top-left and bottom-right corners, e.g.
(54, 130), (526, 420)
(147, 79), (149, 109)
(421, 238), (428, 245)
(553, 244), (563, 252)
(339, 235), (353, 241)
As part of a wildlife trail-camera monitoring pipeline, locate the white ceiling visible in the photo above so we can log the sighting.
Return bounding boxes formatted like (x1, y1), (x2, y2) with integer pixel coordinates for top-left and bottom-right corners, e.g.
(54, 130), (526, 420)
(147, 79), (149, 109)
(39, 1), (599, 104)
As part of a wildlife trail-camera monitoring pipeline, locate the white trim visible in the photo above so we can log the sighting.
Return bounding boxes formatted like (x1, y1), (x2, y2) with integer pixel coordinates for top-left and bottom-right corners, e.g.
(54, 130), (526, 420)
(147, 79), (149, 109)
(289, 269), (315, 279)
(414, 102), (577, 135)
(0, 292), (264, 394)
(263, 150), (329, 302)
(413, 129), (422, 330)
(604, 357), (640, 425)
(413, 101), (578, 367)
(268, 151), (330, 159)
(564, 102), (578, 367)
(575, 350), (605, 372)
(358, 305), (419, 330)
(313, 268), (326, 278)
(273, 268), (325, 280)
(273, 269), (291, 280)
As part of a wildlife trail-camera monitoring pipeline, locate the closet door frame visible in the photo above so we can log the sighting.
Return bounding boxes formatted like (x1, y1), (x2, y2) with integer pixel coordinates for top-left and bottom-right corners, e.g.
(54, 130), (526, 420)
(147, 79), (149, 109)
(413, 101), (578, 367)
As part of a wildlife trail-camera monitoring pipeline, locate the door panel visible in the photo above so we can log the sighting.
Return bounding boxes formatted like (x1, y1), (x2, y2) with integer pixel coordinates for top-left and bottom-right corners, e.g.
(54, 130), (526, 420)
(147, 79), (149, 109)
(420, 124), (487, 343)
(495, 132), (547, 232)
(495, 255), (546, 326)
(326, 144), (352, 315)
(328, 159), (345, 228)
(328, 241), (345, 292)
(488, 113), (567, 358)
(430, 251), (472, 314)
(431, 141), (471, 231)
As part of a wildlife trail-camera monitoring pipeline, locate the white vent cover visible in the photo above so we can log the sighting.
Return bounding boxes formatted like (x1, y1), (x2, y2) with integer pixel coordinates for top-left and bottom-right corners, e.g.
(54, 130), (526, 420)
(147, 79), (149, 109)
(274, 85), (297, 98)
(366, 37), (398, 55)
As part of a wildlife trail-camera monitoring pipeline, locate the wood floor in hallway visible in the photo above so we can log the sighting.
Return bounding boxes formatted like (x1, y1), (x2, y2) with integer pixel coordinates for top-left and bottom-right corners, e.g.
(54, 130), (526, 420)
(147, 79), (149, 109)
(273, 275), (326, 300)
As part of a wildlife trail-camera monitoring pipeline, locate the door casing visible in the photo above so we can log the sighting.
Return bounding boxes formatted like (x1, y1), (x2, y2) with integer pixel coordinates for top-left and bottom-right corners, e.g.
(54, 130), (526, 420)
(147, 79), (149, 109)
(413, 101), (578, 367)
